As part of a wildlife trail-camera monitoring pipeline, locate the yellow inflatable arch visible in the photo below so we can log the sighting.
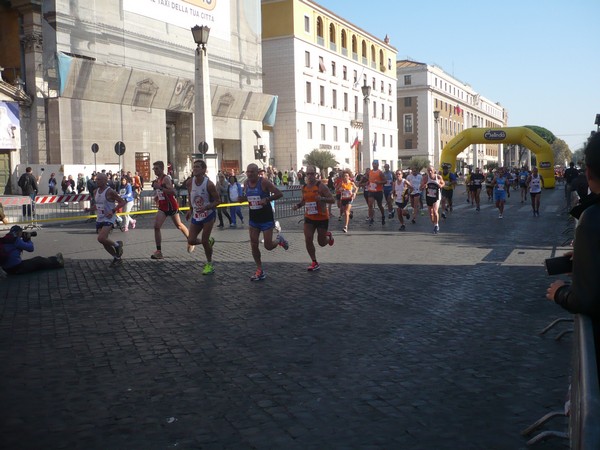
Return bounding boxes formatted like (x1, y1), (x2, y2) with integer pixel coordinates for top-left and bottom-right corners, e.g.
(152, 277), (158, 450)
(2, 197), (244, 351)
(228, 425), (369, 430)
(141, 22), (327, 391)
(440, 126), (555, 188)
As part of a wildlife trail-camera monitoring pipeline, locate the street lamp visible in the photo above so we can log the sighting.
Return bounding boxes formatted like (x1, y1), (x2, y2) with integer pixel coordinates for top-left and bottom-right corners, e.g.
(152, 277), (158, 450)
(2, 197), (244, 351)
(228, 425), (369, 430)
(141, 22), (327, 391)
(361, 81), (372, 169)
(595, 113), (600, 132)
(433, 110), (440, 168)
(191, 25), (215, 172)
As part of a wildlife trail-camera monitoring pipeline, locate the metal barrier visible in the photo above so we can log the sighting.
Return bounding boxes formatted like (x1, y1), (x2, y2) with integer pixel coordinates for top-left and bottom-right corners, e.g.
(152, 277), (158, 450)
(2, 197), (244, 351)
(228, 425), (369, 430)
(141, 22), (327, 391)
(569, 315), (600, 449)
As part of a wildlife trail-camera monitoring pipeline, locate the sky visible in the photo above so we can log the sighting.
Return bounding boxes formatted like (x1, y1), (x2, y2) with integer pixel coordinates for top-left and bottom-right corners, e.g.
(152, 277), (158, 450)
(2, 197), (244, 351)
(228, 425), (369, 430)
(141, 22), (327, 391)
(317, 0), (600, 153)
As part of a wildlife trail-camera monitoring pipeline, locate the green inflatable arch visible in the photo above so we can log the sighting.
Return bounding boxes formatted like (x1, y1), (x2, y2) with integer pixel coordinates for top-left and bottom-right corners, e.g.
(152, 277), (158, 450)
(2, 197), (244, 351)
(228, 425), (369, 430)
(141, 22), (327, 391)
(440, 126), (555, 188)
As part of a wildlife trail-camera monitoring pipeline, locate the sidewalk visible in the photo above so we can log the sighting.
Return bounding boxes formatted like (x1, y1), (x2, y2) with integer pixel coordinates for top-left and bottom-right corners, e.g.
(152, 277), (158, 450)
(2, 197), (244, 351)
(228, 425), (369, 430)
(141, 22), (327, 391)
(0, 188), (573, 449)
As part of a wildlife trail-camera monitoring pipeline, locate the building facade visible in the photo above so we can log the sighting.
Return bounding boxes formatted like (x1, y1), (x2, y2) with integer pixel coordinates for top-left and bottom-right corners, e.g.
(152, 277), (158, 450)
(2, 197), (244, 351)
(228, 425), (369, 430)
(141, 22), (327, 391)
(396, 60), (507, 172)
(0, 0), (275, 193)
(261, 0), (398, 175)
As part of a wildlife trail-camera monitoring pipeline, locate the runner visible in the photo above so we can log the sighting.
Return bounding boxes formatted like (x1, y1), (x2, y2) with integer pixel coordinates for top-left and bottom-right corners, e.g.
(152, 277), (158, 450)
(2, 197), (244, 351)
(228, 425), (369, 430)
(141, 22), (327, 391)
(338, 170), (358, 233)
(392, 169), (413, 231)
(406, 167), (422, 224)
(470, 167), (485, 211)
(94, 173), (127, 267)
(492, 167), (509, 218)
(465, 167), (474, 205)
(367, 160), (387, 226)
(382, 163), (395, 219)
(420, 166), (445, 234)
(292, 165), (335, 271)
(484, 167), (495, 202)
(518, 166), (530, 203)
(440, 164), (457, 219)
(239, 163), (289, 281)
(527, 166), (544, 217)
(185, 160), (220, 275)
(150, 160), (193, 259)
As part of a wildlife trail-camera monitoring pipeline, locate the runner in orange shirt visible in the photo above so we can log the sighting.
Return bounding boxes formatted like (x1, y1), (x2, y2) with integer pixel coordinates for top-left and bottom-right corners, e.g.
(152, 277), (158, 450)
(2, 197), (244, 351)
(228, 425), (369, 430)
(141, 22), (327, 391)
(367, 160), (386, 226)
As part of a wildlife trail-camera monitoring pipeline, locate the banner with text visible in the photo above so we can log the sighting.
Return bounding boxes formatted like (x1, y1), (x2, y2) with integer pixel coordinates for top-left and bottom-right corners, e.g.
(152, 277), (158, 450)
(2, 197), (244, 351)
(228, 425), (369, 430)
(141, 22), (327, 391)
(123, 0), (231, 42)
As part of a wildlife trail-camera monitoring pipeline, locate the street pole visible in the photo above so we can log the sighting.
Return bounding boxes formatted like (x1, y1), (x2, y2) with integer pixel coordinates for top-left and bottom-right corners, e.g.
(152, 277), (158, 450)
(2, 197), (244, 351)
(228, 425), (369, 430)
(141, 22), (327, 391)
(362, 82), (372, 170)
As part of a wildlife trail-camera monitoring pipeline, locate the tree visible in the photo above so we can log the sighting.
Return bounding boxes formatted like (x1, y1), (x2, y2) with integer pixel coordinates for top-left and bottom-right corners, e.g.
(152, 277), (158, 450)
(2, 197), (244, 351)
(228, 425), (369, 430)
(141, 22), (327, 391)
(407, 156), (430, 171)
(550, 138), (572, 167)
(303, 149), (338, 177)
(485, 161), (499, 171)
(525, 125), (556, 145)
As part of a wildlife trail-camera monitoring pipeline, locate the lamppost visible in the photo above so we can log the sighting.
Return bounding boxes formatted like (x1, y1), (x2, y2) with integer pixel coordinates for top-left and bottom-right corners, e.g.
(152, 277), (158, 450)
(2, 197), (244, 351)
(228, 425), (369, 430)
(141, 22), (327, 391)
(361, 81), (372, 170)
(191, 25), (215, 173)
(433, 110), (440, 168)
(595, 114), (600, 132)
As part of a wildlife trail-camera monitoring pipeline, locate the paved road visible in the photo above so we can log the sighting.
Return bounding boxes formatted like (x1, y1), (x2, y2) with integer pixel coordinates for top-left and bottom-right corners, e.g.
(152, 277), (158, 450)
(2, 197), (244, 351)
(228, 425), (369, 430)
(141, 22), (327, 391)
(0, 187), (573, 449)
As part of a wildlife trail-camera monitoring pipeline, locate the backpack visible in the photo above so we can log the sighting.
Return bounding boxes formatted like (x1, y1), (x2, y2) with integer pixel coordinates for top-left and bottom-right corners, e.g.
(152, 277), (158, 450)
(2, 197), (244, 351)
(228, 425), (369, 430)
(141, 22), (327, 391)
(0, 234), (17, 266)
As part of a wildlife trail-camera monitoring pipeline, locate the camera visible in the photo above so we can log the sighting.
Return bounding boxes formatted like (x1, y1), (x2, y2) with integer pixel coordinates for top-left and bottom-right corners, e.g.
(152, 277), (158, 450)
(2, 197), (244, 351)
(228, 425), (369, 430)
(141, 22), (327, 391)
(544, 256), (572, 275)
(22, 231), (37, 241)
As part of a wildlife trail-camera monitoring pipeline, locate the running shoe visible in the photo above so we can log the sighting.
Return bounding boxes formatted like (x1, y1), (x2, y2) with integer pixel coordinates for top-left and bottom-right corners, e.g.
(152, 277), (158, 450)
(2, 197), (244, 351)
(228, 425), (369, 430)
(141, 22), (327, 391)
(217, 223), (224, 228)
(381, 216), (385, 225)
(202, 262), (215, 275)
(441, 212), (447, 219)
(342, 226), (347, 233)
(498, 214), (503, 219)
(209, 237), (215, 247)
(399, 224), (406, 231)
(115, 241), (124, 257)
(151, 250), (164, 259)
(187, 243), (196, 253)
(250, 269), (266, 281)
(338, 216), (342, 221)
(476, 207), (480, 212)
(369, 218), (374, 225)
(110, 257), (123, 267)
(411, 219), (416, 224)
(130, 219), (136, 229)
(277, 233), (289, 250)
(274, 220), (281, 233)
(349, 211), (353, 220)
(405, 212), (411, 221)
(433, 225), (439, 234)
(307, 261), (320, 271)
(326, 231), (334, 246)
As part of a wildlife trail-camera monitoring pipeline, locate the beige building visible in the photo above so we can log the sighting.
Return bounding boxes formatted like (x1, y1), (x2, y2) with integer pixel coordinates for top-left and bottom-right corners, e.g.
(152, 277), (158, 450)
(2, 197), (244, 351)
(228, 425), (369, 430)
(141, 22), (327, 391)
(261, 0), (398, 174)
(0, 0), (275, 193)
(396, 60), (507, 172)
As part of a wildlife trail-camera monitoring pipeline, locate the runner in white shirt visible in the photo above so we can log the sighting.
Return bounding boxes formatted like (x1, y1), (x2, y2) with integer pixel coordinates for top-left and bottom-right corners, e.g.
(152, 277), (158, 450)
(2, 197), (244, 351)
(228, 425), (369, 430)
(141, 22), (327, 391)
(526, 166), (544, 217)
(406, 168), (422, 224)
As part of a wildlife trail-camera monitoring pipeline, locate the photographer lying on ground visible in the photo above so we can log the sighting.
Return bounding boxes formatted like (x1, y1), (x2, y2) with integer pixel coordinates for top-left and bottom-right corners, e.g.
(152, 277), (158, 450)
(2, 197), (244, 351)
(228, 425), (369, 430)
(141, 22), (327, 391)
(0, 225), (64, 275)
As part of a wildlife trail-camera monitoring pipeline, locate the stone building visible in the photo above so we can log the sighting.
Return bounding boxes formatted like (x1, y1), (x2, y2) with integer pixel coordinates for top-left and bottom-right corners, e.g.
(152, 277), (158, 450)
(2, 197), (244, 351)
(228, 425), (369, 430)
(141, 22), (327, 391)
(0, 0), (276, 193)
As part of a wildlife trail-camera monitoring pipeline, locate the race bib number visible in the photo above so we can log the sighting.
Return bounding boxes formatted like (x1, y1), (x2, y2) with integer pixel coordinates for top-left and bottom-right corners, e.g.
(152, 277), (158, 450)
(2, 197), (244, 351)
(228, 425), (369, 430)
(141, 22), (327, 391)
(341, 189), (352, 199)
(305, 201), (318, 215)
(496, 184), (504, 191)
(427, 188), (438, 198)
(248, 195), (263, 210)
(369, 182), (377, 191)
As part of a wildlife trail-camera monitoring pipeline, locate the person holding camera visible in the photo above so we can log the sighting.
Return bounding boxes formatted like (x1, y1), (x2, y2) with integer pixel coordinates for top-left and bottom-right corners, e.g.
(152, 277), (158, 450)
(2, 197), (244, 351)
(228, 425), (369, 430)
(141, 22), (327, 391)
(0, 225), (64, 275)
(546, 133), (600, 318)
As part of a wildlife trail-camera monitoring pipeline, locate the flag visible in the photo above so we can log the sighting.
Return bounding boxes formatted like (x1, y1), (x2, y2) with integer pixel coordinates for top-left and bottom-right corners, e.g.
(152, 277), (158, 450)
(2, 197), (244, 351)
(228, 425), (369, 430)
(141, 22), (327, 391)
(351, 135), (359, 149)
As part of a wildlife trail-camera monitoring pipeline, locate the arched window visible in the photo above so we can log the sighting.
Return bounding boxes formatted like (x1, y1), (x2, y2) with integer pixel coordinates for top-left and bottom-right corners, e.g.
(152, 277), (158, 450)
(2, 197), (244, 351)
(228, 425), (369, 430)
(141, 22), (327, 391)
(352, 35), (358, 61)
(361, 40), (367, 65)
(341, 30), (348, 56)
(329, 23), (336, 51)
(316, 16), (324, 46)
(370, 45), (376, 68)
(379, 49), (385, 71)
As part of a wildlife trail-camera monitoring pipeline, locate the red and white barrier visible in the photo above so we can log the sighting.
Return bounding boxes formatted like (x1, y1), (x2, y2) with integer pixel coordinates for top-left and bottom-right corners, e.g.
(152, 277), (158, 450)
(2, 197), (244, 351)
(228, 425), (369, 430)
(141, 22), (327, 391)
(0, 195), (33, 206)
(35, 194), (90, 204)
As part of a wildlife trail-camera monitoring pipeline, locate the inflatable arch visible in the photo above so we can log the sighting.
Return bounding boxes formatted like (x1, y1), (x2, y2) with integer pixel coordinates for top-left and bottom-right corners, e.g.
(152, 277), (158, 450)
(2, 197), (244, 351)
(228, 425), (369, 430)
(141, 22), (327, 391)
(440, 126), (555, 188)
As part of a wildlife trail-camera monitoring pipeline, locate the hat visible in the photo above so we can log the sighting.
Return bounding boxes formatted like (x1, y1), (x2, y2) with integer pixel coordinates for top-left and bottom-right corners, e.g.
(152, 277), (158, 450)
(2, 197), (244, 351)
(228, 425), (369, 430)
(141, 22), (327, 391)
(10, 225), (23, 234)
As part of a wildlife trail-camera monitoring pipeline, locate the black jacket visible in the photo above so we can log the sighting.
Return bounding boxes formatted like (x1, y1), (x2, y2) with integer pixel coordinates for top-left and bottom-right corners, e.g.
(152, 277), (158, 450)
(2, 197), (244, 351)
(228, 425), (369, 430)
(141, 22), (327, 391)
(555, 196), (600, 318)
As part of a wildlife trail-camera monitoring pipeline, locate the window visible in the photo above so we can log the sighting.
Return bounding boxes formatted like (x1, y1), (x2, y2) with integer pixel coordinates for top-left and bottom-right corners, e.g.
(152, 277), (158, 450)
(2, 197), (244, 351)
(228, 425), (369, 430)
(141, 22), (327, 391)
(345, 128), (349, 143)
(380, 80), (384, 93)
(343, 92), (348, 111)
(305, 51), (310, 68)
(404, 114), (413, 133)
(388, 83), (392, 95)
(389, 106), (392, 121)
(306, 82), (311, 103)
(372, 77), (376, 89)
(333, 126), (338, 142)
(373, 101), (376, 118)
(390, 135), (393, 148)
(321, 124), (326, 140)
(405, 139), (412, 149)
(342, 65), (347, 80)
(353, 70), (358, 84)
(307, 122), (313, 139)
(304, 15), (310, 33)
(354, 96), (358, 115)
(404, 75), (411, 85)
(404, 97), (412, 107)
(317, 17), (324, 45)
(319, 56), (326, 73)
(331, 61), (336, 77)
(320, 85), (325, 106)
(332, 89), (337, 109)
(381, 106), (384, 120)
(382, 134), (386, 147)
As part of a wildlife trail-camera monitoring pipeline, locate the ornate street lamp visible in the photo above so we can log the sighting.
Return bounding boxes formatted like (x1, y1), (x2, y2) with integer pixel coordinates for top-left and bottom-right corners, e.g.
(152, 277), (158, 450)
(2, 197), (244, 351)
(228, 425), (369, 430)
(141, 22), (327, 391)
(361, 82), (372, 169)
(191, 25), (215, 172)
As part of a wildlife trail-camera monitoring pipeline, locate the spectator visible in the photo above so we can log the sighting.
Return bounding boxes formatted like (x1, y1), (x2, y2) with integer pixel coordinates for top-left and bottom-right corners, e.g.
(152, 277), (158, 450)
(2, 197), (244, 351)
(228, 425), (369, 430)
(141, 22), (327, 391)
(564, 161), (579, 209)
(0, 225), (64, 275)
(118, 176), (136, 231)
(17, 166), (38, 217)
(86, 172), (98, 211)
(546, 132), (600, 318)
(48, 172), (58, 195)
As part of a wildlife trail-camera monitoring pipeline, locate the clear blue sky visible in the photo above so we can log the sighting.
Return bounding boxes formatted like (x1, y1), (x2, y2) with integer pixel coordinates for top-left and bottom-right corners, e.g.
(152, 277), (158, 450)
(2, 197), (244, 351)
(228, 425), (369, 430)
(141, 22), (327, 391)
(318, 0), (599, 153)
